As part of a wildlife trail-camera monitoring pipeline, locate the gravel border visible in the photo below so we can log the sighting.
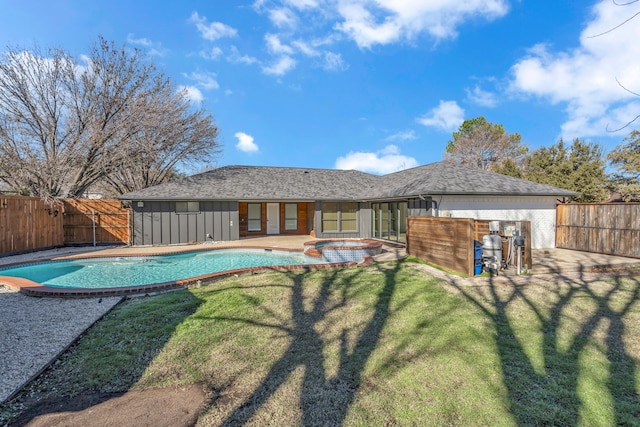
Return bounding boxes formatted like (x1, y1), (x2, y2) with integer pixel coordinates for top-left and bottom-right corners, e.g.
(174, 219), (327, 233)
(0, 285), (122, 403)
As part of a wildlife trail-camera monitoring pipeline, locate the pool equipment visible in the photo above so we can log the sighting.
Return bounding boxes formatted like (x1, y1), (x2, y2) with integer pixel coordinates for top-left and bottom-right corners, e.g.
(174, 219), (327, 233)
(481, 221), (502, 275)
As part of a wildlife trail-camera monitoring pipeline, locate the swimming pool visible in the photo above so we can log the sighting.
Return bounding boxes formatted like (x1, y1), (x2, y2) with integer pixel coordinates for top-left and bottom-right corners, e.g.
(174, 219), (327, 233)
(0, 249), (328, 290)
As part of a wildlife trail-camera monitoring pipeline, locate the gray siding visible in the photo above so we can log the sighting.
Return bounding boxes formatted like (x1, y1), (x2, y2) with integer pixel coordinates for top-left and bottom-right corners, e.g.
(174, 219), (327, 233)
(132, 201), (239, 245)
(358, 202), (372, 238)
(408, 197), (433, 217)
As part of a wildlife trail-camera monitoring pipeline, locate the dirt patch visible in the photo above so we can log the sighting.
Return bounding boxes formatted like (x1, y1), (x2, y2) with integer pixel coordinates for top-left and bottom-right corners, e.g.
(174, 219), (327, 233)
(10, 384), (207, 427)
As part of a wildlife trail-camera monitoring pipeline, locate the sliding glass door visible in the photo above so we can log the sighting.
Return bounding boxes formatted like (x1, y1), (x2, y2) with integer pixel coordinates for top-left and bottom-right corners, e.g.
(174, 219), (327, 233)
(371, 202), (407, 243)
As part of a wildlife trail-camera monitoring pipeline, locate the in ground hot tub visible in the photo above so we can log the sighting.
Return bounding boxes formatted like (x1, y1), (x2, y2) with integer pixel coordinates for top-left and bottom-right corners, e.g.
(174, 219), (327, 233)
(303, 239), (383, 263)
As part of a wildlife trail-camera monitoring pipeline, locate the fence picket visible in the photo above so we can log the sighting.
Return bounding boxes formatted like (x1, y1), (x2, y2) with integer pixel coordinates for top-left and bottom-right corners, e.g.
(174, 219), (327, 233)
(556, 203), (640, 258)
(0, 196), (131, 256)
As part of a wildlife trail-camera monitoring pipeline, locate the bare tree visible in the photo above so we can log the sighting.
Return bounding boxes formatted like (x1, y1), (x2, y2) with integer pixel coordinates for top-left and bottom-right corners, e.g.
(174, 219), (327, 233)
(0, 37), (219, 199)
(102, 83), (220, 195)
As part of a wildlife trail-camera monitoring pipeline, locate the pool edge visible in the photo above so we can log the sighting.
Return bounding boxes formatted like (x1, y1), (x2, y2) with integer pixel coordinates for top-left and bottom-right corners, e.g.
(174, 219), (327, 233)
(0, 252), (359, 298)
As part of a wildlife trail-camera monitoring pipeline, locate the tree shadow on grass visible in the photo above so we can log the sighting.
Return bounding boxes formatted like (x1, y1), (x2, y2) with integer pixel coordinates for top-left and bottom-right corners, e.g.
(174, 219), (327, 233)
(1, 290), (205, 426)
(448, 266), (640, 426)
(212, 263), (401, 426)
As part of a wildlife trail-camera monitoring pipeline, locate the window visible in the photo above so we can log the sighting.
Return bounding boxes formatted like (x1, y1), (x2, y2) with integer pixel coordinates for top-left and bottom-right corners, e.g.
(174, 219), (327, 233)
(321, 202), (357, 233)
(247, 203), (262, 232)
(341, 202), (357, 232)
(284, 203), (298, 231)
(321, 202), (339, 232)
(175, 201), (200, 214)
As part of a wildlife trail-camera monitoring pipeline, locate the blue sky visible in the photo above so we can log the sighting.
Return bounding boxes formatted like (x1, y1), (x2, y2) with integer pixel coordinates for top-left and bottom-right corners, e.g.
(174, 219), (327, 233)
(2, 0), (640, 174)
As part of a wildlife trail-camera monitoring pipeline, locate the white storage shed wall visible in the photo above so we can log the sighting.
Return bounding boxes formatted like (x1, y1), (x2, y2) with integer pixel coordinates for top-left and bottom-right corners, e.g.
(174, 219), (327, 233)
(436, 195), (558, 249)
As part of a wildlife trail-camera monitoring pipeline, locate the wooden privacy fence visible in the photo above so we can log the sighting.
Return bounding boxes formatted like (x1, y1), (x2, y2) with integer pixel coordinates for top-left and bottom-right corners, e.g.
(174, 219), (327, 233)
(0, 196), (131, 256)
(406, 217), (532, 276)
(556, 203), (640, 258)
(0, 196), (64, 254)
(407, 217), (475, 276)
(63, 199), (131, 245)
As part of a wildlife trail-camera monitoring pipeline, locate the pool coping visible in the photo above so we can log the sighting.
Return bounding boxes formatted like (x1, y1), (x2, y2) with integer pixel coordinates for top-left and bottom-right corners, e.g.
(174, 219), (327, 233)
(0, 245), (370, 298)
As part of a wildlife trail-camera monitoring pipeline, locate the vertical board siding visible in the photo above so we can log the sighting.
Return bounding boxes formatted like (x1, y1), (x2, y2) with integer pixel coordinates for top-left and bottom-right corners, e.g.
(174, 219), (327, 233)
(131, 200), (239, 245)
(0, 196), (64, 255)
(556, 203), (640, 258)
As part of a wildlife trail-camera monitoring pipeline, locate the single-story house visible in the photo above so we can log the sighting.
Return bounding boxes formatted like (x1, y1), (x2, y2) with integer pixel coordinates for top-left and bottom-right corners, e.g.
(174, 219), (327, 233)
(118, 161), (576, 249)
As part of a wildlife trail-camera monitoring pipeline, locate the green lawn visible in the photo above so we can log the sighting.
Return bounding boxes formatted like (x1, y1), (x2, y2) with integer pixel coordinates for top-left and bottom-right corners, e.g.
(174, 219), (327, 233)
(2, 263), (640, 426)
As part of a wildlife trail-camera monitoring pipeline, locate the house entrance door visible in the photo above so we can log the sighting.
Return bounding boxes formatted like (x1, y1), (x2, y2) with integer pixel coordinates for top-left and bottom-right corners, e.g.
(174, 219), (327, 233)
(266, 203), (280, 234)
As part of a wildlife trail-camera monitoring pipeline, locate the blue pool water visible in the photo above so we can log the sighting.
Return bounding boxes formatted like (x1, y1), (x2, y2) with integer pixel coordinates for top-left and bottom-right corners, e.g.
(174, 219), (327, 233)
(0, 249), (326, 289)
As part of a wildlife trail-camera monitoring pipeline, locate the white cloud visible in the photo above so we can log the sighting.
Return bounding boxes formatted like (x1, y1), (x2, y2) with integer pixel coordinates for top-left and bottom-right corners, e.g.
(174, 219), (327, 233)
(183, 71), (219, 90)
(335, 0), (509, 48)
(292, 40), (320, 56)
(416, 100), (465, 132)
(508, 0), (640, 137)
(235, 132), (259, 152)
(126, 35), (167, 56)
(335, 145), (418, 174)
(284, 0), (318, 9)
(385, 130), (417, 142)
(190, 12), (237, 41)
(323, 51), (348, 71)
(269, 7), (297, 28)
(179, 85), (204, 104)
(199, 46), (224, 60)
(290, 41), (348, 71)
(265, 33), (294, 55)
(227, 46), (259, 65)
(466, 85), (498, 108)
(263, 56), (297, 75)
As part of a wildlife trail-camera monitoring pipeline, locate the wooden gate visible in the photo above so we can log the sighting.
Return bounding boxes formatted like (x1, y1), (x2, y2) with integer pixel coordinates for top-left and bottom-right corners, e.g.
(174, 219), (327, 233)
(63, 199), (131, 245)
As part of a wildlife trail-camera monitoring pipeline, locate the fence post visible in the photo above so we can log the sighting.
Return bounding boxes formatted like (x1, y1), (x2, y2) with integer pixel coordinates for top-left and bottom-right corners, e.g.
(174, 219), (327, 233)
(92, 210), (96, 247)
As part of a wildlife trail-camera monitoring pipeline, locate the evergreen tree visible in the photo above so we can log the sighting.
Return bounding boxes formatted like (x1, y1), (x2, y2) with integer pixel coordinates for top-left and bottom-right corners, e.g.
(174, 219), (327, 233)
(525, 139), (609, 202)
(445, 117), (528, 171)
(492, 158), (523, 179)
(607, 130), (640, 201)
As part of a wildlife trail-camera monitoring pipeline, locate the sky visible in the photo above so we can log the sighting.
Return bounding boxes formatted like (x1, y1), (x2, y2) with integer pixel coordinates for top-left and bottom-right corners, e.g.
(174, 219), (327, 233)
(1, 0), (640, 175)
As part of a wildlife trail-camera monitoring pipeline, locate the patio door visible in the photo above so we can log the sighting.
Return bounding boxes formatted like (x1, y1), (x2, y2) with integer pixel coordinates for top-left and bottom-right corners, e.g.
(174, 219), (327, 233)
(266, 203), (280, 234)
(371, 201), (407, 243)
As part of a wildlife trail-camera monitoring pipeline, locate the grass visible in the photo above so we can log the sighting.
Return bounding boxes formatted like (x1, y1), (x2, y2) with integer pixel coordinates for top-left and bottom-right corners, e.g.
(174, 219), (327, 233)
(2, 263), (640, 426)
(402, 255), (470, 277)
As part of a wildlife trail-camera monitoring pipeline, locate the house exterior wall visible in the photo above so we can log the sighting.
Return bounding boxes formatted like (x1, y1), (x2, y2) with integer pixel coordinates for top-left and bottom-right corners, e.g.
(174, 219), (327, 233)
(408, 198), (432, 217)
(358, 202), (372, 238)
(132, 200), (238, 245)
(436, 195), (558, 249)
(314, 201), (368, 239)
(238, 202), (312, 237)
